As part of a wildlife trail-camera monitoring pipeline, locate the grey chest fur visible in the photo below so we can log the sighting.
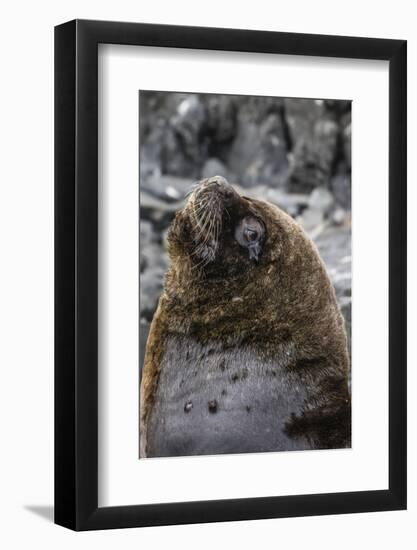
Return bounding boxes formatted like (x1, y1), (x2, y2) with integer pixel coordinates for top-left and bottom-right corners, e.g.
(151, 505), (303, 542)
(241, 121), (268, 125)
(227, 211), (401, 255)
(145, 335), (315, 457)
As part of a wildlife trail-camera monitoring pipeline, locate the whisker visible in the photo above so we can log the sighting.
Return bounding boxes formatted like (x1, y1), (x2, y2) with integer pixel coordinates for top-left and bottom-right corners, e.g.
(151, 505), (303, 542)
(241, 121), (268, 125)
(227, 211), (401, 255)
(195, 211), (210, 240)
(192, 198), (208, 222)
(184, 181), (201, 198)
(195, 200), (215, 236)
(192, 196), (209, 213)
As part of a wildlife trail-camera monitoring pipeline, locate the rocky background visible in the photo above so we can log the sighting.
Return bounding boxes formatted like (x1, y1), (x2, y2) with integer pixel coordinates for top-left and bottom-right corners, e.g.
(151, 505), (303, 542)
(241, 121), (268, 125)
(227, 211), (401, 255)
(139, 91), (352, 372)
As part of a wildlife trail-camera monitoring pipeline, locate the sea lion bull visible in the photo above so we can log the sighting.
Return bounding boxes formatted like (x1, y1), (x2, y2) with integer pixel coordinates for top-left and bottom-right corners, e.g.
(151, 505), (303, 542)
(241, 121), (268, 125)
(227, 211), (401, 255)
(140, 176), (351, 457)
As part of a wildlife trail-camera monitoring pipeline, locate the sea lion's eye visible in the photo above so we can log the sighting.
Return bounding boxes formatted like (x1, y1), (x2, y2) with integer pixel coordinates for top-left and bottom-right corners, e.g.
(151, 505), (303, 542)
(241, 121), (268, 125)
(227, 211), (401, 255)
(235, 217), (264, 244)
(244, 228), (258, 242)
(234, 216), (265, 262)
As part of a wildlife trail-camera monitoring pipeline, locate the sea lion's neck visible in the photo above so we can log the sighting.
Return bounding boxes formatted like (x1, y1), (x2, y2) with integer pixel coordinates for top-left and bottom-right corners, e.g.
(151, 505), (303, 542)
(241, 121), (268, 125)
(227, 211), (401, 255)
(159, 260), (291, 354)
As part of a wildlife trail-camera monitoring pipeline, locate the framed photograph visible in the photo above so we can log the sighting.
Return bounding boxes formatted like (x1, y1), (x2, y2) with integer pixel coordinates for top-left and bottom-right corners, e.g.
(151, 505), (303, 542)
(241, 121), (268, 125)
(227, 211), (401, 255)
(55, 19), (406, 530)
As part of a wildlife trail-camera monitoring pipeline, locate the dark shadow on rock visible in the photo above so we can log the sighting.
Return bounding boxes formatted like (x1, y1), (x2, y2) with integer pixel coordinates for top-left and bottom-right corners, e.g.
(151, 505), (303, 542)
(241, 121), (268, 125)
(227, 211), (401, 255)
(24, 505), (54, 523)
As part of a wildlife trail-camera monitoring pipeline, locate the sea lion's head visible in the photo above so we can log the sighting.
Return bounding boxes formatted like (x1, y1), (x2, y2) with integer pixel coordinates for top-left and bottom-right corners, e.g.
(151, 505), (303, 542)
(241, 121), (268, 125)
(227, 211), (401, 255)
(163, 175), (342, 365)
(167, 176), (285, 277)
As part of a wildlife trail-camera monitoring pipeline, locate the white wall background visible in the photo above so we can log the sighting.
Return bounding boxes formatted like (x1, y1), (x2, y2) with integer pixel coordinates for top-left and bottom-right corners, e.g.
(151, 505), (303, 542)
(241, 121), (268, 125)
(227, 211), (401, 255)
(0, 1), (415, 548)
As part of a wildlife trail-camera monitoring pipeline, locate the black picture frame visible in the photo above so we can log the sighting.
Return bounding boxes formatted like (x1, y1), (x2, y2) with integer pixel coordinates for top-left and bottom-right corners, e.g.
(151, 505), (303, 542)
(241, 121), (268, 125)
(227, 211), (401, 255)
(55, 19), (407, 531)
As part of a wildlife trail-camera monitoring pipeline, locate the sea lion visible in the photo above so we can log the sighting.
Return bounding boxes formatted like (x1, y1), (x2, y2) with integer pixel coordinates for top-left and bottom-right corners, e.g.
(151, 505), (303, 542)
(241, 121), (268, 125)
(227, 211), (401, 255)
(140, 176), (351, 458)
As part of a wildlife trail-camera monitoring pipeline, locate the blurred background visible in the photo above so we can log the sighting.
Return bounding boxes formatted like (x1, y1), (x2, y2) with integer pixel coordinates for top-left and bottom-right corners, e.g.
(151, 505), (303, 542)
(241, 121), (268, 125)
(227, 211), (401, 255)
(139, 91), (352, 366)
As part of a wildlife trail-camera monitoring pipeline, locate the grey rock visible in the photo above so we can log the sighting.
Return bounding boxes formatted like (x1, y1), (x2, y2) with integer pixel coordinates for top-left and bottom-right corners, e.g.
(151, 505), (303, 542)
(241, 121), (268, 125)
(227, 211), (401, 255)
(227, 101), (288, 188)
(159, 94), (209, 179)
(140, 242), (168, 274)
(304, 209), (325, 229)
(341, 112), (352, 169)
(308, 187), (334, 214)
(227, 119), (259, 184)
(140, 190), (183, 228)
(324, 99), (351, 116)
(331, 172), (351, 210)
(315, 226), (351, 270)
(140, 267), (166, 322)
(141, 175), (194, 203)
(163, 126), (200, 178)
(314, 226), (351, 362)
(206, 95), (236, 143)
(297, 187), (334, 231)
(171, 95), (207, 164)
(332, 207), (347, 226)
(263, 187), (309, 216)
(332, 271), (351, 299)
(285, 99), (325, 142)
(201, 158), (229, 180)
(139, 120), (165, 184)
(139, 92), (352, 201)
(140, 220), (157, 246)
(139, 92), (208, 180)
(285, 98), (339, 192)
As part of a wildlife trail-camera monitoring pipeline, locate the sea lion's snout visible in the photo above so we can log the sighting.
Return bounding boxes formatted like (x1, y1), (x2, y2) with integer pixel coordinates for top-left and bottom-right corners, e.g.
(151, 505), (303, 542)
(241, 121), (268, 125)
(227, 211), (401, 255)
(194, 175), (239, 208)
(179, 176), (242, 268)
(201, 175), (228, 188)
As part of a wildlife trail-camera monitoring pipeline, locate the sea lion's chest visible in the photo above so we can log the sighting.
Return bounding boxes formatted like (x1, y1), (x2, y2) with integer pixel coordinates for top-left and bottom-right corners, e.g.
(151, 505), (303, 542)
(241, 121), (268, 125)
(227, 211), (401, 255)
(145, 335), (313, 457)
